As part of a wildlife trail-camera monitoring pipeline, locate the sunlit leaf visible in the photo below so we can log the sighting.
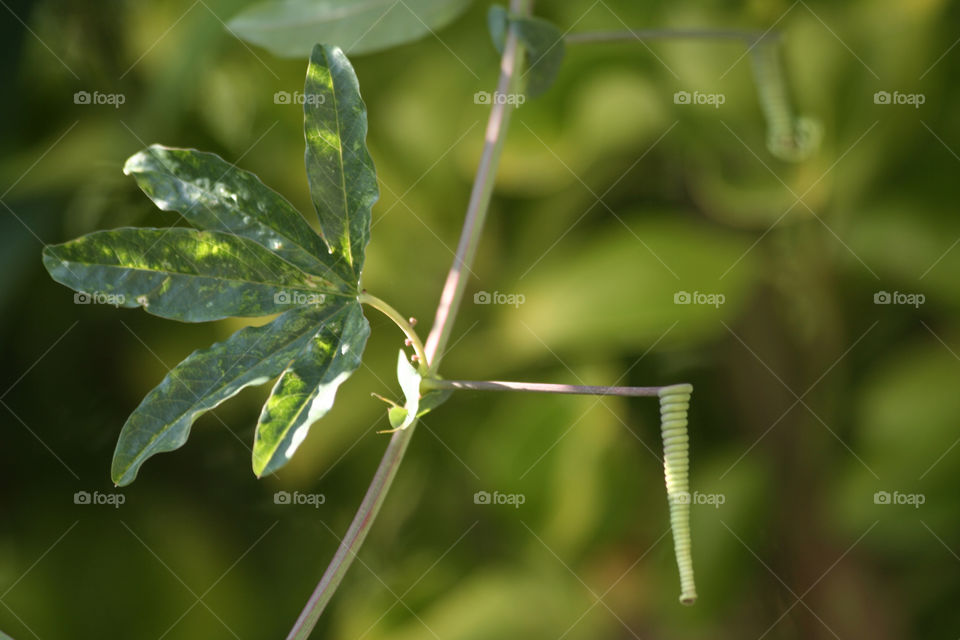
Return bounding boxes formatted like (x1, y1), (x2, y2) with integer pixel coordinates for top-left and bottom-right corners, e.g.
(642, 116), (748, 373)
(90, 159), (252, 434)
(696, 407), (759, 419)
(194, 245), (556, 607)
(380, 355), (450, 429)
(111, 304), (349, 486)
(385, 349), (420, 430)
(42, 227), (347, 322)
(227, 0), (474, 58)
(123, 145), (352, 286)
(252, 301), (369, 476)
(304, 44), (379, 283)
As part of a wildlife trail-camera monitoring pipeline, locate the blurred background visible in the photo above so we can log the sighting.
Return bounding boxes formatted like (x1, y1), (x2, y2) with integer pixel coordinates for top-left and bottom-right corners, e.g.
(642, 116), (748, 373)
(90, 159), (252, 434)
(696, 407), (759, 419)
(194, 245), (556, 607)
(2, 0), (959, 638)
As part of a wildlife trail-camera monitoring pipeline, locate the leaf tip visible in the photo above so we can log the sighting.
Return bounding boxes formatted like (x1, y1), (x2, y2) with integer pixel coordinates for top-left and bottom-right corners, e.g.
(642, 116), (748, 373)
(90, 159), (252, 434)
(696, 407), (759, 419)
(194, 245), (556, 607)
(111, 470), (134, 488)
(252, 452), (272, 479)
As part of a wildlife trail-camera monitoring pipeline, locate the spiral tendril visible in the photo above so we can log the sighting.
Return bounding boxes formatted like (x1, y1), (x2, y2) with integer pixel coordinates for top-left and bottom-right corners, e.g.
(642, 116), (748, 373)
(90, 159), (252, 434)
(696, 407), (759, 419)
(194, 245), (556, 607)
(750, 36), (822, 162)
(658, 383), (696, 605)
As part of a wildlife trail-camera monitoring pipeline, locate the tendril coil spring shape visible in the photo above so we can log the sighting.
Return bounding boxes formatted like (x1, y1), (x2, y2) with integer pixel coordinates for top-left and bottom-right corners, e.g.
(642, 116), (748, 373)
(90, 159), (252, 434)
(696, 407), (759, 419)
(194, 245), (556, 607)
(658, 383), (697, 605)
(749, 35), (822, 162)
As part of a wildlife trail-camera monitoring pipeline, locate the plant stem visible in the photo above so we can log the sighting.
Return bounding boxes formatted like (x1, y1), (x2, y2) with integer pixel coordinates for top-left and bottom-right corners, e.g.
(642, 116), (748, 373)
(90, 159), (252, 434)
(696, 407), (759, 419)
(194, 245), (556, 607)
(358, 292), (428, 374)
(286, 3), (531, 638)
(566, 28), (779, 44)
(422, 0), (533, 374)
(422, 378), (669, 396)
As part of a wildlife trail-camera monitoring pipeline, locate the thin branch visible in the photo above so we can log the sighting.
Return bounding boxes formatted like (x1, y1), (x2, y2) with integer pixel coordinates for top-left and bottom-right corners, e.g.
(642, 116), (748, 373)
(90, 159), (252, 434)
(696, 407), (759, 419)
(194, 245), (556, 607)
(286, 3), (532, 638)
(284, 428), (415, 640)
(566, 28), (779, 45)
(422, 0), (533, 373)
(424, 378), (668, 397)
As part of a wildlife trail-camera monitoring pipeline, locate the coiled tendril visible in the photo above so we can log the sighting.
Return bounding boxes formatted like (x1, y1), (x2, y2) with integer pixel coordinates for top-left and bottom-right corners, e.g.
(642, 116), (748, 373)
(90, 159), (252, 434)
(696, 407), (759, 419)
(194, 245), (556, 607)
(658, 383), (696, 605)
(750, 35), (822, 162)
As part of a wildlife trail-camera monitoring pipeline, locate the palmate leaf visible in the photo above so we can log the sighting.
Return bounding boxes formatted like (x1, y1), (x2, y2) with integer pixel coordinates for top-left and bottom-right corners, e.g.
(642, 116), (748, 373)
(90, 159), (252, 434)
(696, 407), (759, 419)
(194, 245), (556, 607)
(112, 303), (351, 486)
(43, 46), (386, 485)
(304, 44), (378, 283)
(123, 144), (353, 286)
(227, 0), (473, 58)
(42, 227), (347, 322)
(253, 301), (369, 476)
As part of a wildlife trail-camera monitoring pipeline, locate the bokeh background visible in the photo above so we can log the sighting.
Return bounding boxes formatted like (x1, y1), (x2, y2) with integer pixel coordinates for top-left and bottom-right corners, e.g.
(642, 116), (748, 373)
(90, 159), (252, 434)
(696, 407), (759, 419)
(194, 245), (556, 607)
(2, 0), (959, 638)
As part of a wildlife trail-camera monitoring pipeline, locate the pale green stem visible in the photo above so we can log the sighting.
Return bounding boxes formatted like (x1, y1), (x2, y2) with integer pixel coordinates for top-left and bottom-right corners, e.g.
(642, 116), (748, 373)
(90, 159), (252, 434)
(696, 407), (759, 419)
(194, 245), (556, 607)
(285, 3), (532, 637)
(422, 0), (533, 373)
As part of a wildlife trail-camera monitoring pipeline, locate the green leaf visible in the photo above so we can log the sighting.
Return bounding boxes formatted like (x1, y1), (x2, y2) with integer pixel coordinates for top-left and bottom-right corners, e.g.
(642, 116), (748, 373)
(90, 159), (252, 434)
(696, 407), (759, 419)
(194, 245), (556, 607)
(487, 5), (508, 52)
(487, 5), (565, 97)
(387, 405), (409, 429)
(252, 301), (369, 476)
(123, 145), (351, 287)
(387, 349), (421, 430)
(303, 44), (379, 283)
(42, 227), (347, 322)
(380, 356), (450, 430)
(417, 388), (452, 418)
(227, 0), (473, 58)
(111, 304), (346, 486)
(516, 17), (564, 97)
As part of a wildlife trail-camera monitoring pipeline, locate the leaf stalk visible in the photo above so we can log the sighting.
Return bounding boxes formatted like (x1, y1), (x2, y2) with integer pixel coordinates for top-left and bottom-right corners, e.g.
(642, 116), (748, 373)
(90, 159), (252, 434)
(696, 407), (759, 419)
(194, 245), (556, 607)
(358, 292), (428, 375)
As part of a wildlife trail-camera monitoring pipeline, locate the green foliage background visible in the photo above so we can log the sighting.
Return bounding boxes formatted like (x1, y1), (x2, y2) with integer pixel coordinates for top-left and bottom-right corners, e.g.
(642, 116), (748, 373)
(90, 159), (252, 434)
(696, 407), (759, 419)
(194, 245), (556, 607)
(2, 0), (959, 638)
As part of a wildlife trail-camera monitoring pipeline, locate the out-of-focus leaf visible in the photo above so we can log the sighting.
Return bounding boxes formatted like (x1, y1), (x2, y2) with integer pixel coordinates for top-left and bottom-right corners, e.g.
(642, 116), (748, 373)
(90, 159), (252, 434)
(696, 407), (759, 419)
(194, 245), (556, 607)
(513, 16), (565, 97)
(487, 5), (565, 97)
(343, 569), (606, 640)
(227, 0), (473, 58)
(123, 145), (349, 286)
(42, 227), (345, 322)
(487, 215), (759, 362)
(487, 5), (508, 52)
(112, 304), (346, 486)
(304, 44), (379, 284)
(252, 301), (369, 476)
(847, 203), (960, 306)
(858, 340), (960, 479)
